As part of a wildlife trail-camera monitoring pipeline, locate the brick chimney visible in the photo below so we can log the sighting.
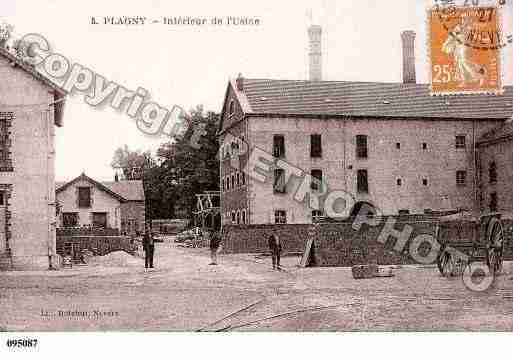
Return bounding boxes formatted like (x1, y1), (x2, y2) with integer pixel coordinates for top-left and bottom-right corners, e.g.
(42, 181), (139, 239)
(401, 30), (416, 84)
(236, 73), (244, 91)
(308, 25), (322, 81)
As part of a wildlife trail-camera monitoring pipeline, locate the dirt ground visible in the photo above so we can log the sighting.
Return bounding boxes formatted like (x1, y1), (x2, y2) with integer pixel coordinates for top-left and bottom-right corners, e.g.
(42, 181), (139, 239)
(1, 238), (513, 331)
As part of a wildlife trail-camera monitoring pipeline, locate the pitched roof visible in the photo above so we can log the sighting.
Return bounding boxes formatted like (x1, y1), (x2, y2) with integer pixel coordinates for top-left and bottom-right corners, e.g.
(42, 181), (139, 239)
(0, 47), (67, 126)
(102, 181), (145, 201)
(478, 119), (513, 145)
(56, 174), (145, 202)
(230, 78), (513, 120)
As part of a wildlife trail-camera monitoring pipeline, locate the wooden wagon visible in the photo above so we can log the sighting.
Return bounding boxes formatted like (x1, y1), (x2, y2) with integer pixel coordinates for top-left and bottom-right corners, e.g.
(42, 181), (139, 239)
(435, 212), (504, 276)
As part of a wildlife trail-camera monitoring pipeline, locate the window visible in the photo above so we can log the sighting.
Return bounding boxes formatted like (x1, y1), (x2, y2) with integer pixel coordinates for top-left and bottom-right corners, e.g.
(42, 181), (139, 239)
(0, 112), (13, 171)
(222, 178), (225, 192)
(423, 179), (428, 186)
(236, 211), (240, 225)
(398, 209), (410, 215)
(274, 168), (286, 193)
(490, 192), (498, 212)
(357, 169), (369, 193)
(231, 141), (239, 155)
(231, 174), (235, 189)
(456, 170), (467, 186)
(310, 169), (323, 191)
(92, 212), (107, 228)
(397, 178), (402, 186)
(62, 212), (79, 227)
(310, 134), (322, 158)
(226, 176), (230, 190)
(78, 187), (91, 208)
(229, 100), (235, 116)
(312, 210), (323, 222)
(273, 135), (285, 158)
(241, 172), (246, 185)
(231, 211), (236, 223)
(422, 143), (427, 150)
(0, 190), (4, 206)
(489, 162), (497, 183)
(396, 142), (401, 150)
(455, 135), (466, 149)
(242, 210), (246, 224)
(356, 135), (368, 159)
(236, 172), (240, 187)
(274, 210), (287, 224)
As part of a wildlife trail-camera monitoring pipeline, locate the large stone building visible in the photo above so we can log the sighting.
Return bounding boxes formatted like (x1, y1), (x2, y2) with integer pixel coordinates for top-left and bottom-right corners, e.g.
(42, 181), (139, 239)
(218, 28), (513, 226)
(0, 47), (66, 270)
(56, 173), (146, 235)
(477, 121), (513, 216)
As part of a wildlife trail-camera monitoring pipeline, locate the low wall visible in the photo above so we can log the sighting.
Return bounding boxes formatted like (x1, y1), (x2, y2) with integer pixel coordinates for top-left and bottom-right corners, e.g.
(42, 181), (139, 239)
(222, 224), (310, 254)
(57, 228), (120, 237)
(56, 235), (136, 262)
(222, 218), (513, 267)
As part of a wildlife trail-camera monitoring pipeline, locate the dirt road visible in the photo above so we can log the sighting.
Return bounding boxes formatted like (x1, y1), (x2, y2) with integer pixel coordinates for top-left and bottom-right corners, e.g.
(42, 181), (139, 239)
(1, 239), (513, 331)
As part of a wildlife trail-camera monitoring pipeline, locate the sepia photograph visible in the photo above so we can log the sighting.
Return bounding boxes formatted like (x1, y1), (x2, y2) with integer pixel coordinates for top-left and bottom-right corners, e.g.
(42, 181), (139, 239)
(1, 0), (512, 357)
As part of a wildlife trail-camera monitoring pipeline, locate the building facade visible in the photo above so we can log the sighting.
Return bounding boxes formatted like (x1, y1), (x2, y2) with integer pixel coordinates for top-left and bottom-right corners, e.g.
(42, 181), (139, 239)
(56, 173), (146, 235)
(0, 48), (66, 270)
(218, 28), (513, 226)
(477, 122), (513, 217)
(218, 77), (513, 225)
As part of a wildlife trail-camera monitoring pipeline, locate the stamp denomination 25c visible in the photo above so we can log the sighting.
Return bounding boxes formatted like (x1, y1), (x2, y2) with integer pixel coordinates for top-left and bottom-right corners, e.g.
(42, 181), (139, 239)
(429, 4), (503, 95)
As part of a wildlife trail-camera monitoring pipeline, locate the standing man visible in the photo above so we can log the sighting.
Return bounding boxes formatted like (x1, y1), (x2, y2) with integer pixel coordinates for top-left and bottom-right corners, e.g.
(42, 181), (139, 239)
(209, 229), (222, 265)
(143, 223), (155, 270)
(268, 233), (282, 270)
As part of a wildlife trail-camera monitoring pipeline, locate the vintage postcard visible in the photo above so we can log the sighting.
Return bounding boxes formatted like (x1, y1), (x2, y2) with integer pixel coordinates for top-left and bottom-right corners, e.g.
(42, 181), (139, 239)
(1, 0), (513, 357)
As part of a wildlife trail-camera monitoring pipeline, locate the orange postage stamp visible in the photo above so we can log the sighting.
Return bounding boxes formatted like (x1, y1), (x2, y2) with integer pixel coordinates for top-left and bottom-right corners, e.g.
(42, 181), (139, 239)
(429, 5), (503, 95)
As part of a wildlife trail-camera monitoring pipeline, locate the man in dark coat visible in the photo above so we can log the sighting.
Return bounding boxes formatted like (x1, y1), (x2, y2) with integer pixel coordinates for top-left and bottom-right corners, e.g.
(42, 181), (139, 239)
(268, 233), (282, 270)
(143, 224), (155, 270)
(209, 230), (222, 265)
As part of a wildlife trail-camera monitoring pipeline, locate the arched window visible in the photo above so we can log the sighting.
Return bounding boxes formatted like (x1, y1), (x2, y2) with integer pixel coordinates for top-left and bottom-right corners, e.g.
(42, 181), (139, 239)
(231, 174), (235, 189)
(236, 211), (241, 225)
(226, 176), (230, 191)
(242, 210), (246, 224)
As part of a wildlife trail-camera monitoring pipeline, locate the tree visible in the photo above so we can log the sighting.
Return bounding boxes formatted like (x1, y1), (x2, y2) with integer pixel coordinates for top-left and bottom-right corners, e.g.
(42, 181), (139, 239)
(112, 106), (220, 222)
(159, 106), (220, 219)
(111, 145), (153, 180)
(0, 22), (13, 48)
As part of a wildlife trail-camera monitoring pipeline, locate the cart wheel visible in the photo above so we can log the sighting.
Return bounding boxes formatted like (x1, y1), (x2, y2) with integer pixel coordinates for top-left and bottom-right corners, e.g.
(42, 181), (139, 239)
(437, 251), (453, 277)
(485, 217), (504, 275)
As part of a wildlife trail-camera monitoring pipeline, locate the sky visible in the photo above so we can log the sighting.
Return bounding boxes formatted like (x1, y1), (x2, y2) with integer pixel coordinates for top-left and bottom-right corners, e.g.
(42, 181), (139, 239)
(2, 0), (513, 181)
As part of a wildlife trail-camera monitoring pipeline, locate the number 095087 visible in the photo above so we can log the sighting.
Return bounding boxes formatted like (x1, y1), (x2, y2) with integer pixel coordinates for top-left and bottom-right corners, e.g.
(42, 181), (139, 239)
(6, 338), (38, 348)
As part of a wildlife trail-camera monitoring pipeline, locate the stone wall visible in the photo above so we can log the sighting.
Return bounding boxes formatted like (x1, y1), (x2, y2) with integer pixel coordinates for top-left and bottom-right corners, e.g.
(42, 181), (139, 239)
(222, 218), (513, 266)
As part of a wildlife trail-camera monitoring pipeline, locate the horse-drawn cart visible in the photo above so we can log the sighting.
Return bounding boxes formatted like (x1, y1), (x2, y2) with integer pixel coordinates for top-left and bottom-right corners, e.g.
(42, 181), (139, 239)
(435, 212), (504, 276)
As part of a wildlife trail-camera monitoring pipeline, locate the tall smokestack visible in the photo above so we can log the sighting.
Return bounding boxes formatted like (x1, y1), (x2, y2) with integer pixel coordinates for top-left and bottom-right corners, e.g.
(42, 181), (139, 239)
(401, 30), (416, 84)
(308, 25), (322, 81)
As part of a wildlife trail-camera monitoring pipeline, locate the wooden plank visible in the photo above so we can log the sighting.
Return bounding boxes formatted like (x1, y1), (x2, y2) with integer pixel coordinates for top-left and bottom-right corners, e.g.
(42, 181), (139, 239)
(300, 238), (314, 267)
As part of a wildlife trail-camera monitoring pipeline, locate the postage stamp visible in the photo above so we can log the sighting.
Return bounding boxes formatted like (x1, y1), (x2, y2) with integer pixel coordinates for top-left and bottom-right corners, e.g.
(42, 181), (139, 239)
(428, 5), (503, 95)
